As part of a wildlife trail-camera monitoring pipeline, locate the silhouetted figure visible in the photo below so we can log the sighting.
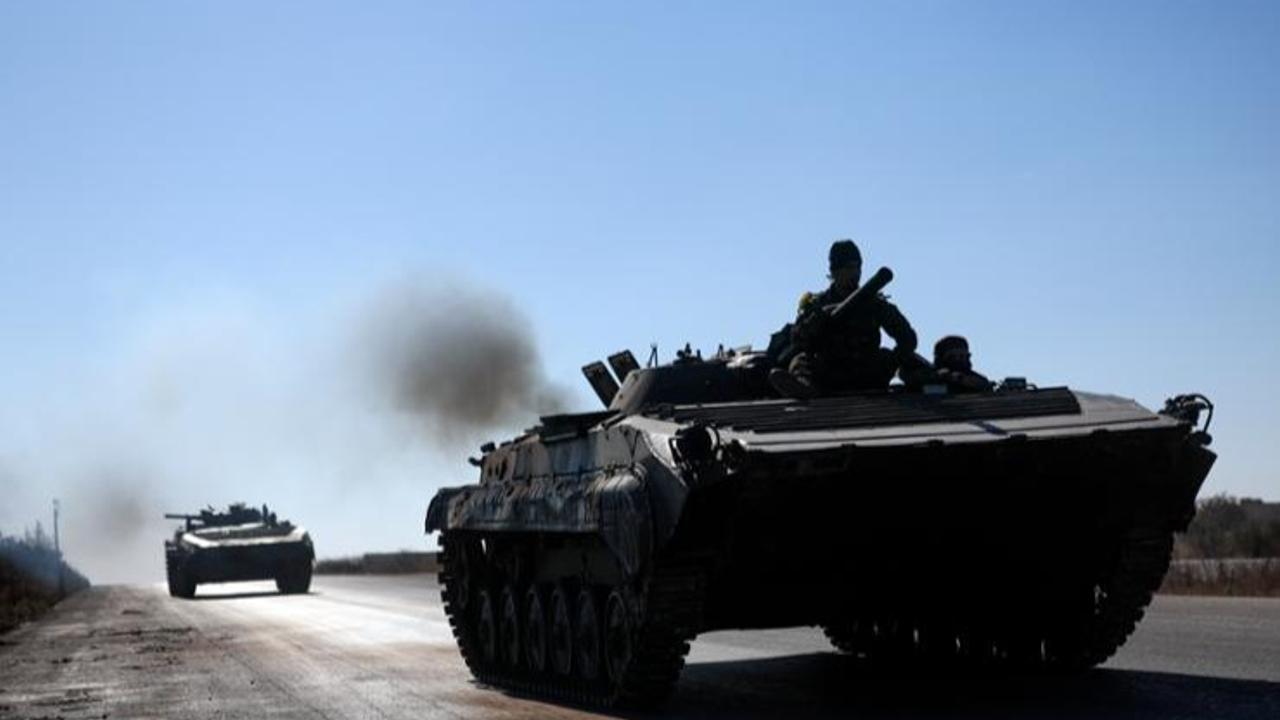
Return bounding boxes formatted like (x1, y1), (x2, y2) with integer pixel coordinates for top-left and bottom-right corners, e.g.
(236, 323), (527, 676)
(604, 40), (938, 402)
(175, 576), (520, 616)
(933, 335), (993, 393)
(770, 239), (917, 398)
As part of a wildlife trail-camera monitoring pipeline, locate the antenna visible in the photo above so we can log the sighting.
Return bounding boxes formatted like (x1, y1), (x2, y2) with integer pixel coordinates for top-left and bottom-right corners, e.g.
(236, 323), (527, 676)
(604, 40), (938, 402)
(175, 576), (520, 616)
(52, 498), (64, 598)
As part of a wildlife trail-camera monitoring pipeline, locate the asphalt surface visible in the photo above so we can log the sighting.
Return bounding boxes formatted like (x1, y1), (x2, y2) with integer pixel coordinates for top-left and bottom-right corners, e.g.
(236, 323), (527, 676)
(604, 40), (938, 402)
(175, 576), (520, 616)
(1, 575), (1277, 719)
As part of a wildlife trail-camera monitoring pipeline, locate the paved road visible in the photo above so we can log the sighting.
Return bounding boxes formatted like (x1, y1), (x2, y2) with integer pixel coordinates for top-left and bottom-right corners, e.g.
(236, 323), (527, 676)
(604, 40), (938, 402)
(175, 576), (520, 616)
(1, 575), (1277, 719)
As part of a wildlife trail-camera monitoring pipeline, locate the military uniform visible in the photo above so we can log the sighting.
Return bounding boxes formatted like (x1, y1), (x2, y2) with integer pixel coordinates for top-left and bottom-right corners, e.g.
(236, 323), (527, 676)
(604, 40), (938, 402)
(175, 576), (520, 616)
(787, 285), (918, 393)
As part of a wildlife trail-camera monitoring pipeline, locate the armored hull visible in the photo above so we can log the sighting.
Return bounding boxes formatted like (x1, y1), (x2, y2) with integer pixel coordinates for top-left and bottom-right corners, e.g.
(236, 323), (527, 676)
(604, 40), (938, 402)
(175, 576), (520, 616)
(164, 504), (314, 599)
(426, 360), (1215, 707)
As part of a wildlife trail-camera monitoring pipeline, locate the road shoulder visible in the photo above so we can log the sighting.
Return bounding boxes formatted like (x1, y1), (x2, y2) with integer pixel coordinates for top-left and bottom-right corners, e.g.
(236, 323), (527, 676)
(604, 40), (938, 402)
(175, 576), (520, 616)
(0, 585), (306, 720)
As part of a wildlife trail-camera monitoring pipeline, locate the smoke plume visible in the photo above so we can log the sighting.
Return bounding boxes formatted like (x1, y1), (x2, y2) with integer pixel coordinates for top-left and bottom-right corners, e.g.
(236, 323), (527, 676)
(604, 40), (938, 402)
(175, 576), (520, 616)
(0, 275), (570, 584)
(63, 462), (168, 582)
(360, 280), (568, 446)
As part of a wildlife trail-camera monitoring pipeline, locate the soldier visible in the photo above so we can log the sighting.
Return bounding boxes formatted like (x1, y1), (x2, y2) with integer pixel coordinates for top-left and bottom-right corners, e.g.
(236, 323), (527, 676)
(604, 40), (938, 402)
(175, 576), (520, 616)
(769, 239), (917, 398)
(933, 335), (993, 392)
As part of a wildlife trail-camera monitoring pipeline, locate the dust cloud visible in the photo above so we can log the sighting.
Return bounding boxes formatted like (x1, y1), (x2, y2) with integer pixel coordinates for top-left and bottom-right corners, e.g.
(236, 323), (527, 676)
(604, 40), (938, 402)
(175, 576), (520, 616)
(0, 276), (568, 584)
(62, 463), (168, 581)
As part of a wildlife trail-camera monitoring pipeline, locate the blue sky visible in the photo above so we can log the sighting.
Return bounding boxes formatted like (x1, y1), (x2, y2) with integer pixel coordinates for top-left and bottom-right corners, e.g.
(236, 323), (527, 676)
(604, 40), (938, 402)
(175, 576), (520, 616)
(1, 2), (1277, 581)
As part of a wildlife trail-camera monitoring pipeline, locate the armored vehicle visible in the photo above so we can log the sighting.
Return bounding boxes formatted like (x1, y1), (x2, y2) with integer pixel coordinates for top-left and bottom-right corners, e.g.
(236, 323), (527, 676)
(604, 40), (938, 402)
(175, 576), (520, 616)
(425, 272), (1216, 707)
(164, 503), (314, 599)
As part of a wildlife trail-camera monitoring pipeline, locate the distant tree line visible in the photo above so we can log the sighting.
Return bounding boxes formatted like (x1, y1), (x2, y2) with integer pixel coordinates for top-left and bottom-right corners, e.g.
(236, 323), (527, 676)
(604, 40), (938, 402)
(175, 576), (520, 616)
(1, 523), (90, 633)
(1175, 494), (1280, 559)
(315, 551), (439, 575)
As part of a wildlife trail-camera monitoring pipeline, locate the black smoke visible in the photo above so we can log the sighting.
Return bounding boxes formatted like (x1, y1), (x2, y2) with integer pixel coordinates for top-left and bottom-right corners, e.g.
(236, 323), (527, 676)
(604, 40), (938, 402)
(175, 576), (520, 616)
(360, 280), (568, 446)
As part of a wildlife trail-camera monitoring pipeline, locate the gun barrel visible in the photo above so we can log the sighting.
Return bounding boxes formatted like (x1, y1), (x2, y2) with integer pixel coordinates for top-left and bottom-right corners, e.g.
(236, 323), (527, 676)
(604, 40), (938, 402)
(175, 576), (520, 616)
(164, 513), (199, 520)
(830, 266), (894, 319)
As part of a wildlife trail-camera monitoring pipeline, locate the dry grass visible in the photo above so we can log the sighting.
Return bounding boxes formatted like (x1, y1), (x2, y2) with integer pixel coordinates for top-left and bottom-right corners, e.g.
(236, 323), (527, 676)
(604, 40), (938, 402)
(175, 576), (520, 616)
(0, 536), (90, 634)
(1159, 558), (1280, 597)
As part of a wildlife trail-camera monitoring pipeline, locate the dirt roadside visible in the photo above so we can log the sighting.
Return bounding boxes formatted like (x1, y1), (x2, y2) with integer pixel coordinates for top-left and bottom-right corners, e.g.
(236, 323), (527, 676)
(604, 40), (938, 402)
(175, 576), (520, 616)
(0, 585), (303, 720)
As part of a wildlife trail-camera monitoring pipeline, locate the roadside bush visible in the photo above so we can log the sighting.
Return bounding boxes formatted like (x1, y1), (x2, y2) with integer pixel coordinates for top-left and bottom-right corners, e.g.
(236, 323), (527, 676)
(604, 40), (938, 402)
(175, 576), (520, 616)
(0, 526), (90, 633)
(1175, 494), (1280, 560)
(1161, 559), (1280, 597)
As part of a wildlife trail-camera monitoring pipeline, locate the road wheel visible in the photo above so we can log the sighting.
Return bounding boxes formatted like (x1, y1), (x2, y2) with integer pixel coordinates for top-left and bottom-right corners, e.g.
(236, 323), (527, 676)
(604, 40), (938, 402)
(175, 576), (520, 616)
(1003, 630), (1044, 668)
(499, 585), (522, 668)
(871, 616), (914, 662)
(524, 587), (548, 674)
(574, 587), (602, 682)
(549, 584), (573, 676)
(822, 617), (873, 657)
(476, 589), (498, 666)
(1045, 530), (1172, 671)
(440, 533), (482, 613)
(1045, 596), (1091, 669)
(453, 541), (475, 611)
(1044, 580), (1103, 669)
(603, 590), (633, 686)
(918, 622), (959, 664)
(959, 629), (995, 664)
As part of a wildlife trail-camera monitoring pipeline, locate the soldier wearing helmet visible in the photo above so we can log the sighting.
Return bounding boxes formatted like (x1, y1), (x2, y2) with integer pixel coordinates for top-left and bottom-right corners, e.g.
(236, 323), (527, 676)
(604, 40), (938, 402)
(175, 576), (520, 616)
(770, 239), (918, 398)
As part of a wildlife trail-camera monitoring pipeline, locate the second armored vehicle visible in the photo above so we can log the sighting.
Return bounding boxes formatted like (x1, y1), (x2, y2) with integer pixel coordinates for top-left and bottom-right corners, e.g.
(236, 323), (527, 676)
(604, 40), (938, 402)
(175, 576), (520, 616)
(164, 503), (314, 599)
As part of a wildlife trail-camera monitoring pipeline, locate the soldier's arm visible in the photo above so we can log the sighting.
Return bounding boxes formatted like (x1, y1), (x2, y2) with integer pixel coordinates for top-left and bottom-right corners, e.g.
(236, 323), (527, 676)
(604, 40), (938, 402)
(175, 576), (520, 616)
(944, 369), (994, 392)
(795, 291), (818, 318)
(877, 298), (918, 358)
(791, 291), (827, 347)
(963, 370), (995, 392)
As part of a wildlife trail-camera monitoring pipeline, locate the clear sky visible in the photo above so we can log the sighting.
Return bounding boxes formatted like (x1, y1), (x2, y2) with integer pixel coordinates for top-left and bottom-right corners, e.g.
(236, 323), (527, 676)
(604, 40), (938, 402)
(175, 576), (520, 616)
(2, 2), (1277, 582)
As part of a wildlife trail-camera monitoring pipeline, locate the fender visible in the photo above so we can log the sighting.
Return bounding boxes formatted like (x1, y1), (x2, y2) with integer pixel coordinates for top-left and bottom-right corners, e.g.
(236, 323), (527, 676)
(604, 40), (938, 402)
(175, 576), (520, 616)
(425, 470), (654, 576)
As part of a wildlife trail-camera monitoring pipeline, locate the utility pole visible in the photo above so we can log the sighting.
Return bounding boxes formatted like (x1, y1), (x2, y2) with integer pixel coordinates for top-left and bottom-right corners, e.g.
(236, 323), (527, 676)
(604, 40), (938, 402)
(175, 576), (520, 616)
(53, 499), (64, 598)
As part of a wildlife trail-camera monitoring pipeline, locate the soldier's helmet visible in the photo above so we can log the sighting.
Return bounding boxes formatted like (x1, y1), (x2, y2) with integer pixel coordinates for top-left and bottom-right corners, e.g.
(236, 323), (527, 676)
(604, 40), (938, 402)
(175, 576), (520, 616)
(828, 239), (862, 272)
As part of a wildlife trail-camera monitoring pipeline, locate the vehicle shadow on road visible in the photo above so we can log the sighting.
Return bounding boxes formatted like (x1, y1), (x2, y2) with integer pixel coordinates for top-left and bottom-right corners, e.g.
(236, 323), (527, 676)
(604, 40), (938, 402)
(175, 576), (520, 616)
(622, 653), (1280, 720)
(190, 590), (311, 601)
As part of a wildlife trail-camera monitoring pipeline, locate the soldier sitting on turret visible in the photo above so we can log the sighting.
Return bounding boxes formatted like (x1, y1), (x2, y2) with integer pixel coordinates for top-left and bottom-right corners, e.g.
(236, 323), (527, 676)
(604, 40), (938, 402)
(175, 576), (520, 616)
(769, 239), (918, 399)
(933, 335), (994, 393)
